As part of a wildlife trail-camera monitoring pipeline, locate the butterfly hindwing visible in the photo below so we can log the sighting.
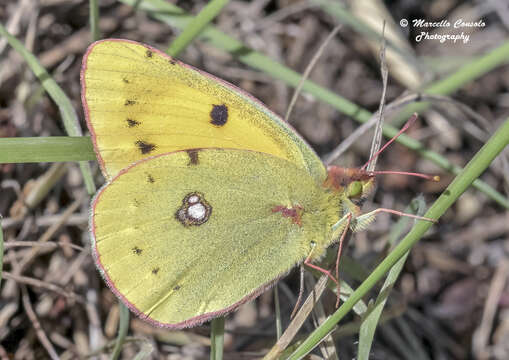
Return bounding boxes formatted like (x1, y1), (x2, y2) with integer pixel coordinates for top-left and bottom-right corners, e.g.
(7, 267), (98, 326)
(91, 149), (339, 328)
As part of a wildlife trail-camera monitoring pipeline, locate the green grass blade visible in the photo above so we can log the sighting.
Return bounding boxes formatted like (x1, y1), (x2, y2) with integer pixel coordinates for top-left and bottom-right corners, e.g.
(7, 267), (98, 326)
(110, 303), (130, 360)
(167, 0), (230, 57)
(117, 0), (509, 209)
(393, 40), (509, 125)
(357, 198), (425, 360)
(0, 23), (96, 194)
(288, 117), (509, 359)
(210, 317), (225, 360)
(0, 137), (95, 163)
(89, 0), (101, 41)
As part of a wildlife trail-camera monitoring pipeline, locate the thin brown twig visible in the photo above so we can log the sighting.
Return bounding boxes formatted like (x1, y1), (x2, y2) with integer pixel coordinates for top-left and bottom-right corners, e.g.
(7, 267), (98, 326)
(15, 194), (85, 275)
(58, 251), (89, 286)
(308, 274), (338, 360)
(4, 240), (84, 251)
(263, 275), (330, 360)
(473, 260), (509, 359)
(284, 24), (342, 123)
(3, 271), (85, 304)
(21, 285), (60, 360)
(1, 213), (88, 230)
(367, 20), (388, 172)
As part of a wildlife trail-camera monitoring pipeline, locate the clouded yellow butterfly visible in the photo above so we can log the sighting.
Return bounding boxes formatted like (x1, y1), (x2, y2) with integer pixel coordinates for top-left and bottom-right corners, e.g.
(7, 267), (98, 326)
(83, 39), (375, 328)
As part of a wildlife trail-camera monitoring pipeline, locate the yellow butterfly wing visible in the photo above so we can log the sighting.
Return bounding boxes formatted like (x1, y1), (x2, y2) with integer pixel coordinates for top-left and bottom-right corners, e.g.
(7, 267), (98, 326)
(91, 149), (340, 327)
(82, 39), (325, 182)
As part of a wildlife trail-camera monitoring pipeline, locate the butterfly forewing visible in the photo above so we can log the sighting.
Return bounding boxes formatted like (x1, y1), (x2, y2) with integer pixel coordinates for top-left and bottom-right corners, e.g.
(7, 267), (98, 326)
(82, 39), (325, 182)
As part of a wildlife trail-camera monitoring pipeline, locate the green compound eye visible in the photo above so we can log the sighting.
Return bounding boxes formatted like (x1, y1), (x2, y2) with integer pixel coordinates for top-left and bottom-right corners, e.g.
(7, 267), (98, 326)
(348, 181), (363, 198)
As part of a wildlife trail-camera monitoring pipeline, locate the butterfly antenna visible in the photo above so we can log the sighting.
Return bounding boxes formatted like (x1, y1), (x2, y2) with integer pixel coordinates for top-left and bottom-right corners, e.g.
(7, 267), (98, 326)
(361, 113), (418, 171)
(370, 170), (440, 182)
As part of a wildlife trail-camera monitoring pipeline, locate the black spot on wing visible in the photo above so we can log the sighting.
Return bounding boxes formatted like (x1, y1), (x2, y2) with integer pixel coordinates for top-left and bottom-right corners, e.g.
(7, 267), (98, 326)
(169, 59), (176, 65)
(126, 118), (140, 127)
(147, 174), (155, 183)
(173, 285), (181, 291)
(145, 49), (153, 58)
(186, 149), (199, 165)
(132, 246), (143, 255)
(152, 268), (159, 274)
(210, 104), (228, 126)
(125, 99), (136, 106)
(122, 77), (129, 83)
(135, 140), (156, 154)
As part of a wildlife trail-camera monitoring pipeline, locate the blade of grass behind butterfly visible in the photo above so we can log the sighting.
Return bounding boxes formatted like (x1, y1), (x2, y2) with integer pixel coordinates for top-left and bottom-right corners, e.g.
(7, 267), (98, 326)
(0, 137), (94, 163)
(210, 317), (225, 360)
(287, 117), (509, 359)
(0, 23), (96, 195)
(110, 303), (130, 360)
(89, 0), (101, 41)
(167, 0), (230, 57)
(357, 196), (426, 360)
(119, 0), (509, 209)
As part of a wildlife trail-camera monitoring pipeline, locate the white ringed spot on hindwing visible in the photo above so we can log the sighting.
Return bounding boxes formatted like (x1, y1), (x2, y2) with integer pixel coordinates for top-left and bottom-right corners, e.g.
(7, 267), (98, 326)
(175, 192), (212, 227)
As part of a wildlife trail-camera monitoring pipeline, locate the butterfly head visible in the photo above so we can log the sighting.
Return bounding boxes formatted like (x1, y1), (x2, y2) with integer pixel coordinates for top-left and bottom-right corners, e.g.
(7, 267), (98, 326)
(323, 166), (375, 203)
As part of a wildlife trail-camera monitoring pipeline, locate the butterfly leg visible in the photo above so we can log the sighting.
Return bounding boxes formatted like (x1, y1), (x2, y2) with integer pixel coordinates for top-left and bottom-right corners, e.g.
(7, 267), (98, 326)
(354, 208), (436, 232)
(303, 249), (339, 287)
(303, 242), (341, 309)
(331, 211), (356, 235)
